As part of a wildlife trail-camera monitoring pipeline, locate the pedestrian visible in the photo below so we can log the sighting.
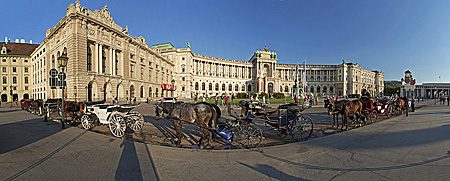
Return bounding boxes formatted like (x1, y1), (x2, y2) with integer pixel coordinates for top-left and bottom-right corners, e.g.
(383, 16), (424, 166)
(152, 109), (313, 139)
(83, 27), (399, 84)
(214, 96), (218, 105)
(126, 97), (129, 104)
(220, 97), (223, 106)
(194, 96), (197, 103)
(447, 96), (450, 106)
(133, 97), (137, 104)
(411, 97), (415, 112)
(202, 96), (206, 102)
(262, 95), (266, 104)
(231, 94), (235, 105)
(224, 95), (228, 105)
(295, 96), (298, 103)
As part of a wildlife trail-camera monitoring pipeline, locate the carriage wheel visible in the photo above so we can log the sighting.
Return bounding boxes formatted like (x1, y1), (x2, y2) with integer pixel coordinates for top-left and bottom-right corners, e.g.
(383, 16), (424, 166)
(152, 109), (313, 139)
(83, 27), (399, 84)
(235, 123), (263, 149)
(289, 114), (313, 141)
(370, 110), (378, 123)
(127, 111), (144, 131)
(81, 115), (94, 129)
(108, 114), (127, 137)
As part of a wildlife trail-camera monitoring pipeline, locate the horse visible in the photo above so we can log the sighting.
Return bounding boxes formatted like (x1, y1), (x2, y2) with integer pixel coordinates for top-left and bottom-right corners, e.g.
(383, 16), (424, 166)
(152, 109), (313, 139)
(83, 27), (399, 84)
(57, 100), (84, 125)
(343, 100), (364, 129)
(327, 100), (348, 129)
(156, 102), (220, 148)
(31, 99), (44, 115)
(394, 98), (407, 115)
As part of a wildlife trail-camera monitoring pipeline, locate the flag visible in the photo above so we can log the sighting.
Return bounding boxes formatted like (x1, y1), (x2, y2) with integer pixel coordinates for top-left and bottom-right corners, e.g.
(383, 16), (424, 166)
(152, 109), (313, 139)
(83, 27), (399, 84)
(302, 59), (306, 87)
(291, 67), (293, 80)
(295, 63), (299, 83)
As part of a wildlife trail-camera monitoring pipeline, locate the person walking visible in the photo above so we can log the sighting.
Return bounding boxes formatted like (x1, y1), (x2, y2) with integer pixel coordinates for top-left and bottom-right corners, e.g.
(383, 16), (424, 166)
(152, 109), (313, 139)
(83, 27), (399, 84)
(214, 96), (218, 105)
(411, 97), (415, 112)
(224, 95), (228, 105)
(262, 95), (266, 104)
(447, 96), (450, 106)
(194, 96), (198, 103)
(133, 97), (137, 104)
(202, 96), (206, 102)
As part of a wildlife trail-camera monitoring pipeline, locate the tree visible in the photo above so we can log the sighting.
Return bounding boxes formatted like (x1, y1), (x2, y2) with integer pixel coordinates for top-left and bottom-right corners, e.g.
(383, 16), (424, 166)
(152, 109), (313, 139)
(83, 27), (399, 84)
(384, 85), (400, 96)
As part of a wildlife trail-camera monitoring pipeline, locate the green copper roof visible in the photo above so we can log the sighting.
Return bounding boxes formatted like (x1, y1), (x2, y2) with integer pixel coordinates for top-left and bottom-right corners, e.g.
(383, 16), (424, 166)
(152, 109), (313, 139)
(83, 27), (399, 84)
(152, 42), (175, 50)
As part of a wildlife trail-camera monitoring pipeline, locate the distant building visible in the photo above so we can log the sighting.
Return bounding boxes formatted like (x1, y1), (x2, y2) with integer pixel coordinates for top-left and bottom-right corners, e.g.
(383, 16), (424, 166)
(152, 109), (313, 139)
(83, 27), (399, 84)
(0, 40), (39, 102)
(400, 70), (448, 98)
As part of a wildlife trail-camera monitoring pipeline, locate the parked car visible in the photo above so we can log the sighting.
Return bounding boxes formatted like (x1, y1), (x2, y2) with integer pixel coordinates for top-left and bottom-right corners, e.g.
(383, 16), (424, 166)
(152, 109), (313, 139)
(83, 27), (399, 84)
(155, 97), (177, 104)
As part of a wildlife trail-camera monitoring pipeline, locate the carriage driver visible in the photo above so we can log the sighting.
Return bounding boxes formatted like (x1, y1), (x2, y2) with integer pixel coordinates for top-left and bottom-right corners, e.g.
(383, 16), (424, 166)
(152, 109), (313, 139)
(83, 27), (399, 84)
(361, 89), (371, 101)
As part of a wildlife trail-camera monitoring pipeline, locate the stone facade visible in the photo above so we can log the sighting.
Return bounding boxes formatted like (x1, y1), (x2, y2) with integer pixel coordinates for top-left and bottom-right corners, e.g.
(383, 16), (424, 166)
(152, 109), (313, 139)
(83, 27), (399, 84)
(157, 43), (384, 98)
(21, 1), (383, 101)
(31, 1), (174, 102)
(0, 42), (38, 102)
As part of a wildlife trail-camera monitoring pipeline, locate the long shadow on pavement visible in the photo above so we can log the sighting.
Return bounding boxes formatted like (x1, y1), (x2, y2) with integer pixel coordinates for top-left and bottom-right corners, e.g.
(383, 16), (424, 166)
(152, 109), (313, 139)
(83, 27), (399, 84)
(0, 117), (63, 154)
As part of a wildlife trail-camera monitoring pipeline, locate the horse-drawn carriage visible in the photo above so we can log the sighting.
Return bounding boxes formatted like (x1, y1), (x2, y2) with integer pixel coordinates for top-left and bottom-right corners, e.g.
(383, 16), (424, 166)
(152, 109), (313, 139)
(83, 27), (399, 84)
(236, 100), (314, 147)
(360, 99), (393, 123)
(80, 104), (144, 137)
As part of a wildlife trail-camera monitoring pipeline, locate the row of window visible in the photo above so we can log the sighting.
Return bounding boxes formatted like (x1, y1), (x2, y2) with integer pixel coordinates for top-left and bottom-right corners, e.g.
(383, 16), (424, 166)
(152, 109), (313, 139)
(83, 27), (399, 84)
(194, 82), (250, 92)
(1, 86), (26, 90)
(1, 59), (28, 63)
(2, 67), (28, 73)
(2, 76), (28, 84)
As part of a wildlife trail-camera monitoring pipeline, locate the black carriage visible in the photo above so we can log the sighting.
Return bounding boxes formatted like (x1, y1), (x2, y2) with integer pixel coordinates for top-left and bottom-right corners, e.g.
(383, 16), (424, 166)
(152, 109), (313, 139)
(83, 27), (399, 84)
(231, 101), (314, 148)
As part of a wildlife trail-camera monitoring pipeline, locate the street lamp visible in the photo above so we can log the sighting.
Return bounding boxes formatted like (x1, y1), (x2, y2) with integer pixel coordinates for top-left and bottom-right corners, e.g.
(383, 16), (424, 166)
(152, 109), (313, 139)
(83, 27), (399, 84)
(58, 52), (69, 129)
(10, 85), (13, 108)
(171, 79), (175, 97)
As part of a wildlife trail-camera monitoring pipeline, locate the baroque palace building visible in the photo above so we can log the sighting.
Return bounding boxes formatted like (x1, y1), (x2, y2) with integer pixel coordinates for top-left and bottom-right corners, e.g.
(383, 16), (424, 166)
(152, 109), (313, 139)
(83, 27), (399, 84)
(3, 1), (384, 102)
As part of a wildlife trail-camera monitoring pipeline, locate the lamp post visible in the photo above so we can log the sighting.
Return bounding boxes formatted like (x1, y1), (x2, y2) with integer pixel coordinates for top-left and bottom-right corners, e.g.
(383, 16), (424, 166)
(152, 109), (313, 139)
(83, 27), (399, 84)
(10, 85), (13, 108)
(171, 79), (175, 97)
(58, 52), (69, 129)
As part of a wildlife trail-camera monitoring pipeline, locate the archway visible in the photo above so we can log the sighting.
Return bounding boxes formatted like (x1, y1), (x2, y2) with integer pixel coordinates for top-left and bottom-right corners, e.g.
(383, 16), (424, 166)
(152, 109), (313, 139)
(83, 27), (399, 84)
(155, 88), (159, 98)
(268, 83), (274, 95)
(88, 81), (98, 102)
(117, 84), (123, 102)
(130, 85), (135, 100)
(149, 87), (152, 98)
(140, 86), (144, 98)
(104, 82), (112, 101)
(23, 94), (29, 99)
(1, 94), (7, 102)
(13, 94), (18, 101)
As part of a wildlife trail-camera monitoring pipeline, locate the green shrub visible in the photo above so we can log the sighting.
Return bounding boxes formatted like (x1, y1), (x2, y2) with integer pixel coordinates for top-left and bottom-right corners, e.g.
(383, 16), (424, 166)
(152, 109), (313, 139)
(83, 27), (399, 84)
(236, 93), (248, 98)
(273, 93), (285, 99)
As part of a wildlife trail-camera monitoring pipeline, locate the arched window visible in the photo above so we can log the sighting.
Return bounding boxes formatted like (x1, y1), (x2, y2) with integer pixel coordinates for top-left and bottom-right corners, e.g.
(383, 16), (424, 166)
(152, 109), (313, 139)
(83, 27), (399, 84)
(140, 86), (144, 98)
(52, 55), (55, 68)
(310, 87), (314, 93)
(248, 85), (252, 92)
(285, 86), (289, 92)
(115, 52), (119, 75)
(209, 83), (212, 91)
(317, 87), (320, 93)
(330, 87), (334, 93)
(280, 86), (283, 92)
(215, 83), (219, 91)
(202, 82), (205, 90)
(235, 84), (239, 91)
(195, 82), (199, 90)
(323, 86), (327, 93)
(242, 84), (245, 92)
(87, 46), (92, 71)
(222, 83), (225, 91)
(228, 84), (232, 91)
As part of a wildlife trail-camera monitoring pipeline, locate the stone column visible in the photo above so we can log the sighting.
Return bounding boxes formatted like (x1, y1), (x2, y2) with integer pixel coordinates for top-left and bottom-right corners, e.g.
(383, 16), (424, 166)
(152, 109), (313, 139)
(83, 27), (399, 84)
(112, 49), (115, 76)
(94, 43), (98, 73)
(109, 47), (113, 75)
(99, 44), (103, 74)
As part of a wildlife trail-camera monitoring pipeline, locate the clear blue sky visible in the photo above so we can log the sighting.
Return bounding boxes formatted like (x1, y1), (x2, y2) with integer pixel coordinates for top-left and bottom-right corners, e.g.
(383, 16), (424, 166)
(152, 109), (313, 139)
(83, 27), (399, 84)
(2, 0), (449, 84)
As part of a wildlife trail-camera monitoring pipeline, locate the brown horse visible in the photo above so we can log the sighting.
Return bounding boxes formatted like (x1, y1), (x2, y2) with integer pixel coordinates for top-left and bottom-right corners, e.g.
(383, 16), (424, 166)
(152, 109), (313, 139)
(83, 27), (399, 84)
(58, 100), (84, 125)
(327, 100), (348, 129)
(394, 98), (406, 115)
(343, 100), (364, 129)
(31, 99), (44, 115)
(156, 102), (220, 148)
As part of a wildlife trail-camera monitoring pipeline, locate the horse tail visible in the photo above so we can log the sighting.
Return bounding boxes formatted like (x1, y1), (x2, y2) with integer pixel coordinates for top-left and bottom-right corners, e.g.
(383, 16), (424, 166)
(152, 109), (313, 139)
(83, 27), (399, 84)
(211, 103), (221, 121)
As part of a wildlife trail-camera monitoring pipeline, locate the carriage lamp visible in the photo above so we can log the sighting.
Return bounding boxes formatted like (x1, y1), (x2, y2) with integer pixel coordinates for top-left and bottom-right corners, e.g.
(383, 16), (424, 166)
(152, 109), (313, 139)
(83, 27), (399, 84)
(171, 79), (175, 85)
(58, 52), (69, 129)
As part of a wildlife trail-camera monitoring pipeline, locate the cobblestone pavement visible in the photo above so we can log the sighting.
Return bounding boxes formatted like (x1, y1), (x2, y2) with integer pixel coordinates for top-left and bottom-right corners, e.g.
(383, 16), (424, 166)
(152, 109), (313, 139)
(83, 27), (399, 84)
(1, 99), (449, 180)
(53, 99), (433, 149)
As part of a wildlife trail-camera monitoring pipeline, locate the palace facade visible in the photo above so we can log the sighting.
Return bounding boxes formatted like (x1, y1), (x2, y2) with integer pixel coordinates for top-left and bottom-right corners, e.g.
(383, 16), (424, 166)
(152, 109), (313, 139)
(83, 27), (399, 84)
(2, 1), (384, 102)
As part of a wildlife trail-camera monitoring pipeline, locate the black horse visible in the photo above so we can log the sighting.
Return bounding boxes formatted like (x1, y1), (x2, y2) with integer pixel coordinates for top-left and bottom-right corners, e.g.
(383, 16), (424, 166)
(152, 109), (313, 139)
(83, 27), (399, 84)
(327, 100), (348, 129)
(156, 102), (221, 148)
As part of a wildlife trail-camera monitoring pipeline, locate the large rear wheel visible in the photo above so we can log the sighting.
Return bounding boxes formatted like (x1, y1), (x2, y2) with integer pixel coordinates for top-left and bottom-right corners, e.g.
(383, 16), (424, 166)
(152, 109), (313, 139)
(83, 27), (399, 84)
(370, 110), (378, 123)
(289, 114), (313, 141)
(235, 123), (263, 149)
(127, 111), (144, 131)
(108, 114), (127, 137)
